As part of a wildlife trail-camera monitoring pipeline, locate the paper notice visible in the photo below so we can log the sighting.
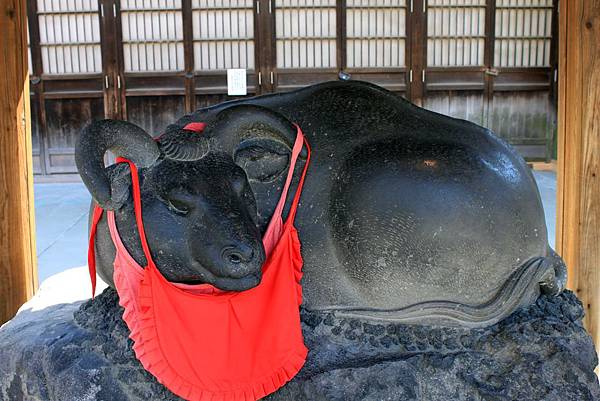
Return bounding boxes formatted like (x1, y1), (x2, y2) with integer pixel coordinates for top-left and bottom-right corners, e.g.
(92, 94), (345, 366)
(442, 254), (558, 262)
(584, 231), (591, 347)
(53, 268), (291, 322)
(227, 69), (247, 96)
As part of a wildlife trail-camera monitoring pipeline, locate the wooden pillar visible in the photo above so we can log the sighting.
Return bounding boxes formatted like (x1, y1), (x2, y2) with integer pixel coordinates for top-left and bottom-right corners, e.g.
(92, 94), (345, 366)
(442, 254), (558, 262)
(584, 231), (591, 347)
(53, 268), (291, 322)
(556, 0), (600, 348)
(409, 0), (426, 106)
(0, 0), (38, 324)
(182, 0), (196, 113)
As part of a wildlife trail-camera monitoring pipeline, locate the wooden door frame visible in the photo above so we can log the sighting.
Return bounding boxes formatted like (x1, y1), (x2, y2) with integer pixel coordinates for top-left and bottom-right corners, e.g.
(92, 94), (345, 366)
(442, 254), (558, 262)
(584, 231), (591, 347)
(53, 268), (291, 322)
(556, 0), (600, 351)
(0, 0), (38, 325)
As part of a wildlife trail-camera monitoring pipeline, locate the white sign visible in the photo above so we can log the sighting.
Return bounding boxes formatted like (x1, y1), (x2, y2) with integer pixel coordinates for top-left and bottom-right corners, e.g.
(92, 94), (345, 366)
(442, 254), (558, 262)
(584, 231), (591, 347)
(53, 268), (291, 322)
(227, 69), (247, 96)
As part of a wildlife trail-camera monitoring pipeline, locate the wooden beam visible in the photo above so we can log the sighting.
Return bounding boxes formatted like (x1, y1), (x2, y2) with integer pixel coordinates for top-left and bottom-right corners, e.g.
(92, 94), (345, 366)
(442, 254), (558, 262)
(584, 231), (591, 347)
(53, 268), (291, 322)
(556, 0), (600, 349)
(335, 0), (347, 73)
(528, 161), (557, 172)
(483, 0), (496, 127)
(0, 0), (38, 324)
(182, 0), (196, 113)
(409, 0), (426, 106)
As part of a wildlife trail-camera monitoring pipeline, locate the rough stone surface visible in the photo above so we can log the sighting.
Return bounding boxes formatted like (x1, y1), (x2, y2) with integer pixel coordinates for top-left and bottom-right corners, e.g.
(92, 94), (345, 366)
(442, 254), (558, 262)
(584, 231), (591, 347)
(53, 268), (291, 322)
(1, 289), (598, 401)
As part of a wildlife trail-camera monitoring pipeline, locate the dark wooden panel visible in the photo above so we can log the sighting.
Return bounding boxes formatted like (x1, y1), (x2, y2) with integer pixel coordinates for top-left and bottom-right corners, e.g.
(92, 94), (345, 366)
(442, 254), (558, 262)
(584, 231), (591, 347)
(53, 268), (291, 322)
(425, 69), (486, 91)
(124, 74), (187, 96)
(44, 97), (104, 173)
(344, 70), (408, 93)
(488, 90), (554, 160)
(42, 75), (104, 98)
(492, 69), (552, 91)
(274, 69), (339, 91)
(194, 72), (259, 94)
(423, 90), (486, 126)
(511, 143), (549, 160)
(126, 95), (186, 136)
(195, 94), (256, 110)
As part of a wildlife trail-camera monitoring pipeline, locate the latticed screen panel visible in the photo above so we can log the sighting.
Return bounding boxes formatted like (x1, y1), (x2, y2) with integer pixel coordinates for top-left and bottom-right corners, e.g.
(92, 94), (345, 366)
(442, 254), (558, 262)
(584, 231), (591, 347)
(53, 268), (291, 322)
(427, 0), (486, 67)
(192, 0), (255, 70)
(346, 0), (407, 68)
(37, 0), (102, 74)
(121, 0), (184, 72)
(275, 0), (337, 69)
(494, 0), (553, 67)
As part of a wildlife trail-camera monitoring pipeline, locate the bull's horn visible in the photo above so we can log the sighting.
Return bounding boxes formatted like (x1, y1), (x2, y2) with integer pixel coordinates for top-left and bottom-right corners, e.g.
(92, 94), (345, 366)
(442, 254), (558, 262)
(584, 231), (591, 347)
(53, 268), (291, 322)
(157, 124), (211, 161)
(75, 119), (160, 210)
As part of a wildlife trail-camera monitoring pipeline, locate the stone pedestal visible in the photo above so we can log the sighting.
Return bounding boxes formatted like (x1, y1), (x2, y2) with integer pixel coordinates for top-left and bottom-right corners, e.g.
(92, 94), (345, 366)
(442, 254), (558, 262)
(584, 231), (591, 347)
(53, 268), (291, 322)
(1, 289), (598, 401)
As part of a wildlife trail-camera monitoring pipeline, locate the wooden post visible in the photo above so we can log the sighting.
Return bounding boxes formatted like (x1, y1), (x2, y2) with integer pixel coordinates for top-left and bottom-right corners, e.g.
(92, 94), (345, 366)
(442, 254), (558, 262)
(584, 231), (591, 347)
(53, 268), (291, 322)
(182, 0), (196, 113)
(0, 0), (38, 324)
(556, 0), (600, 349)
(409, 0), (426, 106)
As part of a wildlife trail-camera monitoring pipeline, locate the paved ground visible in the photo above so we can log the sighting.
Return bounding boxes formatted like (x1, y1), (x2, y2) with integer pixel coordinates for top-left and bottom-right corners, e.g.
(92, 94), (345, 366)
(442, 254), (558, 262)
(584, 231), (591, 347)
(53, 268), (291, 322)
(534, 171), (557, 250)
(34, 183), (91, 282)
(33, 171), (558, 283)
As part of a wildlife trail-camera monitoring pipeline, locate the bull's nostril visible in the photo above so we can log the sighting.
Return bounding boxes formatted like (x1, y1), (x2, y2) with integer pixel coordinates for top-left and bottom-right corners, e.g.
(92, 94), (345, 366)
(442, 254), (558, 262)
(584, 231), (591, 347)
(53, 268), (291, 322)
(222, 245), (254, 265)
(229, 253), (242, 264)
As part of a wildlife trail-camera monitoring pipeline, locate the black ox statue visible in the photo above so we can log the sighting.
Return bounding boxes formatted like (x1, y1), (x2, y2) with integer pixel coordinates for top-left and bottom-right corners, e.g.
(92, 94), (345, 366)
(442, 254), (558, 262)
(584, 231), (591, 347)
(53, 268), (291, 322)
(77, 80), (566, 327)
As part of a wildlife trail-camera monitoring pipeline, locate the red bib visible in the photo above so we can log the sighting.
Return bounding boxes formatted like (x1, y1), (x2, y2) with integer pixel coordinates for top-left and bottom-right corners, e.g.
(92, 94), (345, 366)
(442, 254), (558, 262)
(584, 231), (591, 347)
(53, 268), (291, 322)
(88, 125), (311, 401)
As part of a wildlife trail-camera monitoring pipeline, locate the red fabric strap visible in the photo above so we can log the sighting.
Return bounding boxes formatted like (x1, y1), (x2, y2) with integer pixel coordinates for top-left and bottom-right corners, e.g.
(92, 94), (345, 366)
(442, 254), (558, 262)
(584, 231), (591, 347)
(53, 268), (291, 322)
(286, 127), (311, 225)
(87, 157), (154, 298)
(115, 157), (155, 269)
(87, 205), (104, 298)
(182, 122), (206, 132)
(154, 121), (206, 142)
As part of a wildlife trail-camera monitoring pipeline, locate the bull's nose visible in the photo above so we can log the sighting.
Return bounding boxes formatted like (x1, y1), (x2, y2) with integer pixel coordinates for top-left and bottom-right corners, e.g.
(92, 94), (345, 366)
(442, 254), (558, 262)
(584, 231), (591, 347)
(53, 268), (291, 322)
(222, 245), (254, 265)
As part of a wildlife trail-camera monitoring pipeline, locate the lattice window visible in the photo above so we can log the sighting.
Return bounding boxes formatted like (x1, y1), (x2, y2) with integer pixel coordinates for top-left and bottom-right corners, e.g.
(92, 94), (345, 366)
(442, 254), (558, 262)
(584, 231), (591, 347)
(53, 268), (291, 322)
(192, 0), (255, 70)
(37, 0), (102, 74)
(121, 0), (184, 72)
(346, 0), (407, 68)
(275, 0), (337, 69)
(427, 0), (486, 67)
(494, 0), (553, 67)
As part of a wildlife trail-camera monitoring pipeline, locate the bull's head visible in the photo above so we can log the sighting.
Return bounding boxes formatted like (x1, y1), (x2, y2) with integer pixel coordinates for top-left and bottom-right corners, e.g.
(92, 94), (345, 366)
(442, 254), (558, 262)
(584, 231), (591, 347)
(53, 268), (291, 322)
(75, 105), (299, 291)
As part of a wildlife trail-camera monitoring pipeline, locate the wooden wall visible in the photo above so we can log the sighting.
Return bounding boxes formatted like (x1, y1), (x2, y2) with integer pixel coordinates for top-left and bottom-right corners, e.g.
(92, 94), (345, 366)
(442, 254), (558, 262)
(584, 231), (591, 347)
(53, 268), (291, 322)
(28, 0), (558, 179)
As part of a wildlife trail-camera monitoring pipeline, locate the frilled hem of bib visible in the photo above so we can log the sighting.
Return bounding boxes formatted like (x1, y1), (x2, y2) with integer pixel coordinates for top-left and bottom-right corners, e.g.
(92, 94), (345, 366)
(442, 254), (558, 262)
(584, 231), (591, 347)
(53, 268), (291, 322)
(114, 267), (307, 401)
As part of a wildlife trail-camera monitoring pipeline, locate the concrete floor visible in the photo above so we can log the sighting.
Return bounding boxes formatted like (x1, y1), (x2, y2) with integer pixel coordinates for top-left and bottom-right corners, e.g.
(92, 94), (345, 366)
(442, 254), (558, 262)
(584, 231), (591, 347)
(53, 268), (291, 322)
(534, 171), (557, 250)
(33, 171), (558, 283)
(34, 182), (91, 282)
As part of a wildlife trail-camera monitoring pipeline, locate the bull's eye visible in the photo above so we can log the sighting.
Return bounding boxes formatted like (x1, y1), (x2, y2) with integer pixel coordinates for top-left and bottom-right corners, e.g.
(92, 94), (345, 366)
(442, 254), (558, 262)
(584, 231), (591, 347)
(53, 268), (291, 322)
(162, 188), (195, 216)
(162, 196), (192, 216)
(167, 199), (190, 215)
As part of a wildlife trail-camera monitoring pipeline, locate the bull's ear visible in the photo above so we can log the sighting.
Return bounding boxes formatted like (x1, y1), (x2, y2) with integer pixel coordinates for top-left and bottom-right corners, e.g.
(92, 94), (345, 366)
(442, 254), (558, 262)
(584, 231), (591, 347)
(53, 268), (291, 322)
(209, 104), (306, 157)
(104, 163), (132, 207)
(209, 104), (307, 182)
(234, 137), (290, 183)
